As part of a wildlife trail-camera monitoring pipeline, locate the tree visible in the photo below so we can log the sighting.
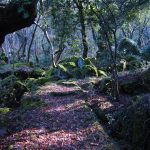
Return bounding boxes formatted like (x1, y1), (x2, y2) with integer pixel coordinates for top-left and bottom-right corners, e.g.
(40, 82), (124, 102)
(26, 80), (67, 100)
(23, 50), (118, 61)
(89, 0), (150, 100)
(73, 0), (89, 58)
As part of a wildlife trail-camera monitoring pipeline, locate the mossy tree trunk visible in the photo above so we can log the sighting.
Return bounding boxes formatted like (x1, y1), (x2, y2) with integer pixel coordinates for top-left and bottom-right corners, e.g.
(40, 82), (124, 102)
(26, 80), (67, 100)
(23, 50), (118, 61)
(74, 0), (89, 58)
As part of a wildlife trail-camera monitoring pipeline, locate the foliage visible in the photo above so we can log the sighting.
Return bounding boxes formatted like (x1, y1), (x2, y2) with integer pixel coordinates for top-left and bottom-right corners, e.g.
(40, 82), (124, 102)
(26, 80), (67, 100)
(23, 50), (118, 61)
(118, 38), (140, 55)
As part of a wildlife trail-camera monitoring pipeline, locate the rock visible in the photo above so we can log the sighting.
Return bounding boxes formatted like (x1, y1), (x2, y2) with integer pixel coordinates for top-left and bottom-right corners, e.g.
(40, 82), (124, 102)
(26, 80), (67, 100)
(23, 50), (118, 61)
(111, 95), (150, 150)
(0, 127), (7, 137)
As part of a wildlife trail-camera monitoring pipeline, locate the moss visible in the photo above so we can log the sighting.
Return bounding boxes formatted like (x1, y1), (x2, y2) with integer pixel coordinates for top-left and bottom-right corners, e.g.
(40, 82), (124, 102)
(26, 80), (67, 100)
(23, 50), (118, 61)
(51, 89), (82, 96)
(26, 77), (50, 89)
(0, 75), (27, 107)
(0, 60), (7, 65)
(21, 97), (46, 111)
(58, 64), (67, 72)
(63, 62), (76, 68)
(82, 65), (98, 77)
(26, 78), (36, 88)
(36, 77), (50, 85)
(52, 57), (101, 80)
(84, 58), (92, 65)
(57, 81), (78, 87)
(33, 68), (45, 77)
(72, 68), (83, 79)
(111, 96), (150, 149)
(0, 108), (10, 114)
(0, 52), (8, 63)
(0, 107), (10, 127)
(98, 70), (107, 77)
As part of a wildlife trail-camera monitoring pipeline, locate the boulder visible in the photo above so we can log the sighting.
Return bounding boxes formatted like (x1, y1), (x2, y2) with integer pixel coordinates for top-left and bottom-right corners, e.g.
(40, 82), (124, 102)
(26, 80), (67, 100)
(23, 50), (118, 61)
(0, 0), (37, 45)
(110, 95), (150, 150)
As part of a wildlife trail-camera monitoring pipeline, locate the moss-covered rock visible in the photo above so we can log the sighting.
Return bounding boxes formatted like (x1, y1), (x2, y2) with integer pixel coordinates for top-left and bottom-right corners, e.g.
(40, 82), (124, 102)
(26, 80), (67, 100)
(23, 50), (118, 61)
(0, 108), (10, 129)
(51, 57), (107, 80)
(26, 77), (50, 89)
(0, 52), (8, 64)
(0, 75), (27, 107)
(82, 65), (98, 77)
(72, 68), (83, 79)
(52, 57), (103, 80)
(110, 95), (150, 150)
(21, 96), (46, 111)
(32, 68), (45, 78)
(98, 70), (107, 77)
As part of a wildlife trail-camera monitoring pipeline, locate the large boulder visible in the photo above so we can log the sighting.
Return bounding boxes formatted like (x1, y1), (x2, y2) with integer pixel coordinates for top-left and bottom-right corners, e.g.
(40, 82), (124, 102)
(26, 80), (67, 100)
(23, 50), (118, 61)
(0, 0), (37, 45)
(0, 75), (27, 107)
(110, 95), (150, 150)
(95, 68), (150, 95)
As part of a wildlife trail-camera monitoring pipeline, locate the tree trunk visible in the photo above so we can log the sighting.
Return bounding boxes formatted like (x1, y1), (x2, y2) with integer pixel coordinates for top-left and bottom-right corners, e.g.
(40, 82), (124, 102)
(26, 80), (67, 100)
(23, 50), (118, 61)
(74, 0), (88, 58)
(27, 15), (40, 62)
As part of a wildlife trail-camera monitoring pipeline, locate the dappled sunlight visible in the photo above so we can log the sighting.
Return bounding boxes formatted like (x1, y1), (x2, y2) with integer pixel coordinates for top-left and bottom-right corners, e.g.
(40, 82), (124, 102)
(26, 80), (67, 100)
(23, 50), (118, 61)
(36, 83), (81, 96)
(0, 81), (116, 149)
(0, 123), (109, 149)
(43, 99), (86, 113)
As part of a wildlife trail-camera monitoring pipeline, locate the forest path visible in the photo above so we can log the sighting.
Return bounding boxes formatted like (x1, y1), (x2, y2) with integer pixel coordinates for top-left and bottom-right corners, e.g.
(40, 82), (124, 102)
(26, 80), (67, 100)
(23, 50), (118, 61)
(0, 82), (118, 150)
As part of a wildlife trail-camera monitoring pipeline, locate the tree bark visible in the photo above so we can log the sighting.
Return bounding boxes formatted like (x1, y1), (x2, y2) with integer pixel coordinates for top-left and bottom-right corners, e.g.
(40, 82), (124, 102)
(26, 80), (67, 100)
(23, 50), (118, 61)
(74, 0), (88, 58)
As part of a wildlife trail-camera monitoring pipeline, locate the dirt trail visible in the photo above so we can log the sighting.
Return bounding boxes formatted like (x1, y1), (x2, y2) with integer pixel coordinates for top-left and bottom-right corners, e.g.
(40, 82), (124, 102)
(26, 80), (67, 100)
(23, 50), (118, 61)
(0, 83), (118, 150)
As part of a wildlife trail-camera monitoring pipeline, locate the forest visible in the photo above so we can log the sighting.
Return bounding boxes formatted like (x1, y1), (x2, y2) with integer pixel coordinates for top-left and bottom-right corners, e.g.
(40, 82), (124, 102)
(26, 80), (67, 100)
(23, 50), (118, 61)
(0, 0), (150, 149)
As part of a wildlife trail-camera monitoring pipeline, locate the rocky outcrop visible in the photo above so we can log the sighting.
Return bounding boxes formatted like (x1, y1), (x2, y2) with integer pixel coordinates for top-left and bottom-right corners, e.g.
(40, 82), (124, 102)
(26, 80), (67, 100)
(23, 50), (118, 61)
(0, 0), (37, 46)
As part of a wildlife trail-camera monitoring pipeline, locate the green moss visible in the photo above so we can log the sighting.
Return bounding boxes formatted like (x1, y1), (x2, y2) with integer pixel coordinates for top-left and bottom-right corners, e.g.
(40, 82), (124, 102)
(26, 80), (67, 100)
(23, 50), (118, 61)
(33, 68), (45, 77)
(52, 57), (101, 80)
(82, 65), (98, 77)
(57, 81), (77, 87)
(63, 62), (76, 68)
(45, 68), (53, 77)
(0, 75), (27, 107)
(21, 97), (46, 111)
(98, 70), (107, 77)
(0, 108), (10, 114)
(36, 77), (50, 85)
(111, 96), (150, 149)
(84, 58), (92, 65)
(0, 108), (10, 127)
(73, 68), (83, 79)
(58, 64), (68, 72)
(26, 77), (50, 89)
(26, 78), (36, 88)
